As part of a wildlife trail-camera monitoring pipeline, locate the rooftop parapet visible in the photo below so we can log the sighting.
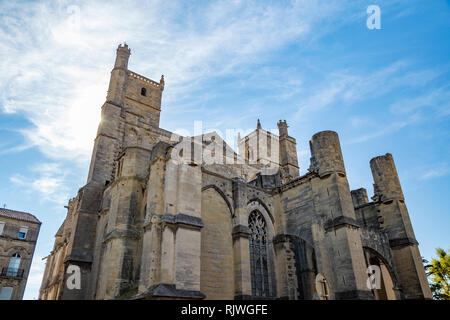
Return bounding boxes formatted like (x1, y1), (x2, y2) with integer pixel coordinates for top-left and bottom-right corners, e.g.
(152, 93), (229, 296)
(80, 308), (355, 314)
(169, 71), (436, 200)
(128, 71), (165, 91)
(351, 188), (369, 208)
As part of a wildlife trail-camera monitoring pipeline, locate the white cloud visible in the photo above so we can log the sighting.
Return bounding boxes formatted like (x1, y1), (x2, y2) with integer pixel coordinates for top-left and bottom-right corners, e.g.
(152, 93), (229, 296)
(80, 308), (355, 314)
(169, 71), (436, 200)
(420, 165), (450, 180)
(9, 162), (70, 206)
(294, 61), (442, 121)
(23, 255), (46, 300)
(1, 0), (361, 216)
(347, 117), (415, 144)
(389, 86), (450, 116)
(8, 1), (424, 162)
(291, 59), (447, 144)
(0, 0), (348, 166)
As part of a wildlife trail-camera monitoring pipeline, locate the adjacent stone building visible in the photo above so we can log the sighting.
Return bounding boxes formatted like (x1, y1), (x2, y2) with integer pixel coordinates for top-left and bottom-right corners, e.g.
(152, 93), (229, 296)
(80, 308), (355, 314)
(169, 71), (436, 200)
(39, 44), (431, 300)
(0, 208), (41, 300)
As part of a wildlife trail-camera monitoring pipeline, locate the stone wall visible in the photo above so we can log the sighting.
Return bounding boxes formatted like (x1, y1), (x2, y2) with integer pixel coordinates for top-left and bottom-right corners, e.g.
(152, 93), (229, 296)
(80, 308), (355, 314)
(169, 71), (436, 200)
(200, 188), (234, 299)
(0, 213), (40, 300)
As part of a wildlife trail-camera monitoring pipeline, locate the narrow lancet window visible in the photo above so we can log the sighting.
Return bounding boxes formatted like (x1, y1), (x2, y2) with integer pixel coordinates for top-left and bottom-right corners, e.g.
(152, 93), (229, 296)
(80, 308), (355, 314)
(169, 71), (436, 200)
(249, 210), (270, 297)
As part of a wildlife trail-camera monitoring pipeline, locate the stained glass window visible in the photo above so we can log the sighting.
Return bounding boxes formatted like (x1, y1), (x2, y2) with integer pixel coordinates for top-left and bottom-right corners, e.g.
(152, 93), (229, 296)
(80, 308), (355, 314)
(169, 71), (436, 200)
(249, 210), (270, 297)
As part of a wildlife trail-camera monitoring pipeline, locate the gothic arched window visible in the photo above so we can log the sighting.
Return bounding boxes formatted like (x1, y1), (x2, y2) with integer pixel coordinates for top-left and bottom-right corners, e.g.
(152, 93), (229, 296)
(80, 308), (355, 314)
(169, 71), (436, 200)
(249, 210), (270, 297)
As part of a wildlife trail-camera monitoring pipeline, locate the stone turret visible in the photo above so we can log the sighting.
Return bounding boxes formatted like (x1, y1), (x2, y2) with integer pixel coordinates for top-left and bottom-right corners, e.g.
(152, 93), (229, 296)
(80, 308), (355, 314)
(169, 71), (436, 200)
(106, 43), (131, 106)
(277, 120), (288, 137)
(114, 43), (131, 70)
(277, 120), (299, 183)
(369, 153), (432, 299)
(370, 153), (404, 202)
(308, 130), (372, 299)
(309, 131), (346, 177)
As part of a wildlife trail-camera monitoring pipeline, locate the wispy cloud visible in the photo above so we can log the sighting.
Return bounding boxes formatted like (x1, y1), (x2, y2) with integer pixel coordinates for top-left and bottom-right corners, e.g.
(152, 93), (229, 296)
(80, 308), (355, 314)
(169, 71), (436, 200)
(295, 61), (442, 120)
(4, 1), (425, 162)
(0, 141), (34, 156)
(420, 165), (450, 180)
(0, 0), (349, 165)
(10, 162), (70, 206)
(389, 86), (450, 116)
(291, 58), (448, 145)
(347, 114), (419, 144)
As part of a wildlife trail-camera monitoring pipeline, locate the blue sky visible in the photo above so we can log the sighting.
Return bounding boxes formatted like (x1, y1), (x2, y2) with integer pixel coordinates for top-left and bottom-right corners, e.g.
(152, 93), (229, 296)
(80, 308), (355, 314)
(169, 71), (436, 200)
(0, 0), (449, 299)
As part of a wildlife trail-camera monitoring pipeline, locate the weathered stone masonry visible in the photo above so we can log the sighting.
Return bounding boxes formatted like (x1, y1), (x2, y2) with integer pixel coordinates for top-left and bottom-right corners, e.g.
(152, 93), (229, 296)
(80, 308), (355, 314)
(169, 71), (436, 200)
(0, 208), (41, 300)
(39, 45), (431, 300)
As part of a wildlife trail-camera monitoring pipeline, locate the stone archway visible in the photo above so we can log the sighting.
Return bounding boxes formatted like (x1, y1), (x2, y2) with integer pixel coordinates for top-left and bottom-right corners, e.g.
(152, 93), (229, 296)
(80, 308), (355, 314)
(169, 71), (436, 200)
(290, 235), (317, 300)
(363, 247), (399, 300)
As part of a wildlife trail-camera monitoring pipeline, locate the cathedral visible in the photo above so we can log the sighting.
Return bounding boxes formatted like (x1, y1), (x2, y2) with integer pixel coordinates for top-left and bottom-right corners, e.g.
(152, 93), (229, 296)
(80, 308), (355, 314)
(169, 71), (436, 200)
(39, 44), (432, 300)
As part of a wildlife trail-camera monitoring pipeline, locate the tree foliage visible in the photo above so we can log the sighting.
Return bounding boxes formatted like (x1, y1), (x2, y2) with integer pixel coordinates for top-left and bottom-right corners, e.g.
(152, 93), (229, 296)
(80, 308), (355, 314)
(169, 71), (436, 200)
(423, 248), (450, 300)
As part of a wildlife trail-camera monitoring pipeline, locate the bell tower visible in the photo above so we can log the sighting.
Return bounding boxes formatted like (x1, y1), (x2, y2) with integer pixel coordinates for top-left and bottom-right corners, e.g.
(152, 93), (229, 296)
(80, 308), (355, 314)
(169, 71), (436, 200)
(277, 120), (299, 183)
(238, 120), (279, 174)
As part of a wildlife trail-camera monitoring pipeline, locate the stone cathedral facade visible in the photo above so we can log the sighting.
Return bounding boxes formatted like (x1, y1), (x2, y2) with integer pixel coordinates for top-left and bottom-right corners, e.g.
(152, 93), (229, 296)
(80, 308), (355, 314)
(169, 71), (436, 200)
(39, 44), (431, 300)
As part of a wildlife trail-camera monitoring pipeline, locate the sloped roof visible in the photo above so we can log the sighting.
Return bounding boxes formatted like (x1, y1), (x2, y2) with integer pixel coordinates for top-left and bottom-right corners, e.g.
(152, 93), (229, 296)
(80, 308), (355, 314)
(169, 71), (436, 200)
(192, 131), (239, 158)
(55, 220), (65, 237)
(0, 208), (41, 224)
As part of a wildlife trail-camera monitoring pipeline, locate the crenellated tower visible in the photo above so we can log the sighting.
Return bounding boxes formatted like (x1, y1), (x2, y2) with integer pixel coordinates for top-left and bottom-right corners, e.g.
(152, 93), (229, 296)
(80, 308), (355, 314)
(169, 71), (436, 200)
(57, 44), (166, 300)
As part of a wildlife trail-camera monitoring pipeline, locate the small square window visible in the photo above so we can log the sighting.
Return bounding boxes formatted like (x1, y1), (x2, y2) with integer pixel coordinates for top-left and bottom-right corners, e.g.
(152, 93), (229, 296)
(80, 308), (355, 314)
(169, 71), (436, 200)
(0, 221), (5, 236)
(18, 226), (28, 239)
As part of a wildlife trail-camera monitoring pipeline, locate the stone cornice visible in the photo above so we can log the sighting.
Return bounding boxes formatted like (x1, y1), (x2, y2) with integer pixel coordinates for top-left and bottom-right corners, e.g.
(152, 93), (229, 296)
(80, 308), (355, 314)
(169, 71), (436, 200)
(134, 283), (205, 300)
(277, 171), (317, 193)
(107, 175), (147, 190)
(124, 96), (161, 112)
(389, 237), (418, 248)
(103, 228), (140, 244)
(161, 213), (204, 229)
(232, 225), (251, 239)
(324, 216), (360, 232)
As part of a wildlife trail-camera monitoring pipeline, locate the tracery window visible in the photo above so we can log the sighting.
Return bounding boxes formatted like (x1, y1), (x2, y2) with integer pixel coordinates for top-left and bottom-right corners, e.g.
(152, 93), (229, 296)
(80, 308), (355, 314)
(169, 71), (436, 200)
(249, 210), (270, 297)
